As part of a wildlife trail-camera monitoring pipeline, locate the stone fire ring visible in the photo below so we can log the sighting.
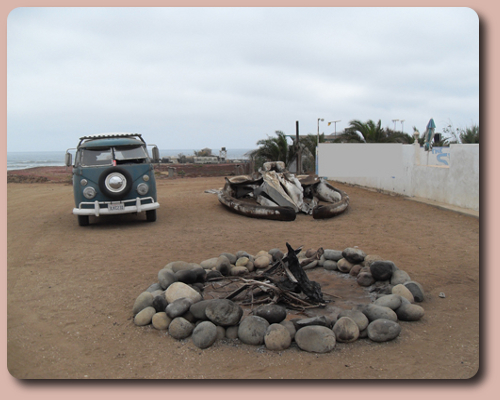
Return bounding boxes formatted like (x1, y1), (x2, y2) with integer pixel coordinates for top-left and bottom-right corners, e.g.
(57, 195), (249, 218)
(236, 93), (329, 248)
(132, 247), (426, 353)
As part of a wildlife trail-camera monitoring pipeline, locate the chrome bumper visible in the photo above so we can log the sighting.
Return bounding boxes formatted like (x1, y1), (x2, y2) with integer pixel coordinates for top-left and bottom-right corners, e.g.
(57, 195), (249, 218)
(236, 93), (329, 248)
(73, 197), (160, 217)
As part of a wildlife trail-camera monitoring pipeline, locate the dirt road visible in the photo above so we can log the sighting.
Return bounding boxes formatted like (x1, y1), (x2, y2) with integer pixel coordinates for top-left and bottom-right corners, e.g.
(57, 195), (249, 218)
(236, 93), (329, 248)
(7, 176), (479, 379)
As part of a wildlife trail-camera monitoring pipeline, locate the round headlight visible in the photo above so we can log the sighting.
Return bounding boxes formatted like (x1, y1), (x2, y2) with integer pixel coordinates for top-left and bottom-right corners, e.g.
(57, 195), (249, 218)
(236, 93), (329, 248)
(137, 183), (149, 195)
(143, 174), (150, 182)
(83, 186), (97, 199)
(80, 179), (88, 186)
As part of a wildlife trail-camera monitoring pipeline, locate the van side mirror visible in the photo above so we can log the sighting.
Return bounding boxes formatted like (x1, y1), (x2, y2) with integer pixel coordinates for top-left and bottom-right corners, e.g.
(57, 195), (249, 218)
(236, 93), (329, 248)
(151, 146), (160, 163)
(65, 152), (73, 167)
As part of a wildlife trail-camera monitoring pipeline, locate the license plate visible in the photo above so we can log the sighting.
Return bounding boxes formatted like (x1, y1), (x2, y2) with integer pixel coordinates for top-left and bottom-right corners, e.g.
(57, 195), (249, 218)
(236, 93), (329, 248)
(108, 203), (125, 212)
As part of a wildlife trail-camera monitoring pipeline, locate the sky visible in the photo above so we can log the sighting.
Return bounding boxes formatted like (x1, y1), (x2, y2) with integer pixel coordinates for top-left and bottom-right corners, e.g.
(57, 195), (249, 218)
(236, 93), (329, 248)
(6, 7), (479, 152)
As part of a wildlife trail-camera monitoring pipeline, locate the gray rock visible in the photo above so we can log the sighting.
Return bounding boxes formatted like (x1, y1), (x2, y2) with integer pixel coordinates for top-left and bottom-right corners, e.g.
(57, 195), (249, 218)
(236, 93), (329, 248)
(166, 297), (193, 319)
(158, 268), (177, 290)
(280, 320), (296, 340)
(132, 292), (154, 315)
(192, 321), (218, 349)
(152, 295), (168, 312)
(395, 303), (425, 321)
(337, 258), (354, 273)
(165, 282), (202, 304)
(152, 312), (171, 330)
(349, 264), (362, 277)
(361, 304), (398, 322)
(189, 299), (213, 321)
(238, 316), (270, 345)
(332, 317), (360, 343)
(215, 255), (231, 276)
(235, 251), (252, 260)
(254, 255), (271, 269)
(370, 261), (395, 281)
(165, 261), (194, 273)
(264, 323), (292, 351)
(146, 282), (162, 292)
(392, 284), (415, 303)
(357, 272), (375, 287)
(337, 309), (369, 331)
(235, 257), (249, 267)
(206, 270), (223, 281)
(271, 250), (284, 262)
(205, 299), (243, 326)
(134, 306), (156, 326)
(230, 266), (249, 276)
(174, 269), (197, 284)
(220, 252), (237, 264)
(374, 294), (403, 310)
(254, 304), (287, 324)
(182, 310), (197, 323)
(294, 325), (336, 353)
(168, 317), (194, 340)
(342, 247), (366, 264)
(323, 260), (338, 271)
(391, 269), (411, 285)
(367, 319), (401, 342)
(358, 328), (368, 338)
(292, 316), (331, 329)
(216, 326), (226, 340)
(323, 249), (344, 261)
(200, 257), (219, 270)
(404, 281), (425, 302)
(225, 325), (239, 339)
(363, 255), (383, 267)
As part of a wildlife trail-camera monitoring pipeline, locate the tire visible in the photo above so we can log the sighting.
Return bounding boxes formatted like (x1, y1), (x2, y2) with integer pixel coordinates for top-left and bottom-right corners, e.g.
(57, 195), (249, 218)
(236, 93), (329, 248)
(78, 215), (90, 226)
(146, 209), (157, 222)
(98, 167), (133, 200)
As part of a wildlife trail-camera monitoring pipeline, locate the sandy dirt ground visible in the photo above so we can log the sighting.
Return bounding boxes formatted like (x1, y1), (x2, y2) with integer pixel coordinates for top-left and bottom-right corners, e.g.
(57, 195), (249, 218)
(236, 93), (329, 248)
(7, 170), (479, 379)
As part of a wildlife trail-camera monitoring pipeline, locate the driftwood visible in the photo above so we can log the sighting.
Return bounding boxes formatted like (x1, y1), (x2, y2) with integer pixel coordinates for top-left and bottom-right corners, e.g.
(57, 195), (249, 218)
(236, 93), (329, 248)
(205, 243), (326, 310)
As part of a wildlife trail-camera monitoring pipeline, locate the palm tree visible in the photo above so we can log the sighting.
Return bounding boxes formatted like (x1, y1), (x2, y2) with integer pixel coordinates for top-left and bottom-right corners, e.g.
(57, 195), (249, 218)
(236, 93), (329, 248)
(460, 124), (479, 143)
(334, 119), (412, 143)
(250, 131), (294, 167)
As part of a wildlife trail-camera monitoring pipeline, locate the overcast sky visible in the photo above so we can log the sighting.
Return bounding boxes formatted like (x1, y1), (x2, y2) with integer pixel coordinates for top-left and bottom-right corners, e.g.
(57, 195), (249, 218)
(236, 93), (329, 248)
(7, 7), (479, 152)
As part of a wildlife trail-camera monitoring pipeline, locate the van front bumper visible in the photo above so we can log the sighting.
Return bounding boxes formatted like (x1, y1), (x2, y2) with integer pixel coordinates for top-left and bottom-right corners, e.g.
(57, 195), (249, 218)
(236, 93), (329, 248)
(73, 197), (160, 217)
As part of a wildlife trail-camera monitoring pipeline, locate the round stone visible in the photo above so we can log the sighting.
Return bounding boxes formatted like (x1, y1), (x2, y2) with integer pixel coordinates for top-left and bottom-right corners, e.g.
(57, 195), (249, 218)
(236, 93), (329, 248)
(225, 326), (239, 339)
(152, 294), (168, 312)
(370, 261), (395, 281)
(174, 269), (197, 284)
(132, 292), (154, 315)
(254, 255), (271, 269)
(294, 325), (336, 353)
(264, 323), (292, 351)
(361, 304), (398, 322)
(215, 255), (231, 276)
(391, 269), (411, 285)
(158, 268), (177, 290)
(357, 271), (375, 287)
(396, 303), (425, 321)
(337, 309), (369, 331)
(404, 281), (425, 302)
(238, 316), (270, 345)
(146, 282), (162, 292)
(323, 249), (343, 261)
(332, 317), (360, 343)
(206, 270), (223, 280)
(152, 312), (171, 330)
(254, 304), (287, 324)
(230, 266), (249, 276)
(392, 284), (415, 303)
(165, 282), (202, 304)
(323, 260), (338, 271)
(374, 294), (403, 310)
(189, 299), (213, 320)
(342, 247), (366, 264)
(216, 326), (226, 340)
(235, 257), (249, 267)
(367, 319), (402, 342)
(205, 299), (243, 326)
(220, 252), (237, 264)
(363, 254), (383, 267)
(134, 306), (156, 326)
(337, 258), (354, 273)
(166, 297), (193, 318)
(280, 320), (296, 340)
(168, 317), (194, 340)
(192, 321), (218, 349)
(200, 257), (219, 270)
(292, 316), (331, 329)
(349, 264), (363, 277)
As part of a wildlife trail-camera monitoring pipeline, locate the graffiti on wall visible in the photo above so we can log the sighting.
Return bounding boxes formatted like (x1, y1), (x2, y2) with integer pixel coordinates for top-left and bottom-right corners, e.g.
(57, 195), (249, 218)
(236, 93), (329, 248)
(428, 147), (450, 166)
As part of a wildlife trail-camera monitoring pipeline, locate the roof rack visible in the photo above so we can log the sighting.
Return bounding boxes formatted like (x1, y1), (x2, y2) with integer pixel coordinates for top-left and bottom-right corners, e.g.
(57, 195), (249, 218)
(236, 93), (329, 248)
(79, 132), (142, 140)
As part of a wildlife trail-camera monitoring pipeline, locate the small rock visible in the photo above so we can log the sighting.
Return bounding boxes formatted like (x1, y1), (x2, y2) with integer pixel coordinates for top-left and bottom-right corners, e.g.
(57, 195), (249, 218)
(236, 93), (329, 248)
(205, 299), (243, 326)
(174, 269), (198, 284)
(374, 294), (403, 310)
(132, 292), (154, 315)
(192, 321), (218, 349)
(292, 316), (330, 329)
(332, 317), (360, 343)
(392, 284), (415, 303)
(280, 320), (296, 340)
(337, 309), (369, 331)
(134, 306), (156, 326)
(363, 255), (383, 267)
(225, 325), (239, 339)
(294, 325), (336, 353)
(349, 264), (363, 277)
(238, 316), (270, 345)
(264, 323), (292, 351)
(404, 281), (425, 302)
(370, 261), (395, 281)
(168, 317), (194, 340)
(152, 295), (168, 312)
(158, 269), (177, 290)
(323, 249), (344, 262)
(254, 304), (287, 324)
(230, 266), (249, 276)
(395, 303), (425, 321)
(216, 326), (226, 340)
(220, 252), (237, 264)
(439, 292), (446, 298)
(337, 258), (354, 273)
(146, 282), (162, 292)
(361, 304), (398, 322)
(342, 247), (366, 264)
(357, 272), (375, 287)
(391, 269), (411, 285)
(215, 255), (231, 276)
(200, 257), (219, 270)
(367, 319), (401, 342)
(165, 282), (202, 304)
(152, 312), (171, 330)
(166, 297), (193, 318)
(235, 257), (249, 267)
(206, 270), (223, 280)
(189, 299), (213, 320)
(254, 255), (271, 269)
(323, 260), (338, 271)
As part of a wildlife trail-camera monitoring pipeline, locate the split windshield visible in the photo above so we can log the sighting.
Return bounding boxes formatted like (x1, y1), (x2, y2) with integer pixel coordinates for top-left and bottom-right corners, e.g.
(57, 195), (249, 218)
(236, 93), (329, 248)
(79, 145), (149, 166)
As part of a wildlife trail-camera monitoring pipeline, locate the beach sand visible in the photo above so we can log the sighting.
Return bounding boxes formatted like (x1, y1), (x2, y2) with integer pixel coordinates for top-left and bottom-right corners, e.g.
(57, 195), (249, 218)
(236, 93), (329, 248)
(7, 170), (479, 379)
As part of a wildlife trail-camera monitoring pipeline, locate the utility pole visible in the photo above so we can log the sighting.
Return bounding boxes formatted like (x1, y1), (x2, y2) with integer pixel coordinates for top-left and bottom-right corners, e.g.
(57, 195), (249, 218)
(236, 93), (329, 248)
(296, 121), (302, 175)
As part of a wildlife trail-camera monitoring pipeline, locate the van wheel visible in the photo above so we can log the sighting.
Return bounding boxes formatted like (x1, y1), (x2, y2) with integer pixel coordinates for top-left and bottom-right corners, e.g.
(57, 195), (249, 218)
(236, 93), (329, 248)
(146, 210), (157, 222)
(78, 215), (90, 226)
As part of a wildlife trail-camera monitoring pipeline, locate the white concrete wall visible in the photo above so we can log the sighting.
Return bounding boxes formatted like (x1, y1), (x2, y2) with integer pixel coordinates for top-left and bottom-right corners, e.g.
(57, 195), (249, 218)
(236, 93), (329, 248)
(318, 143), (479, 211)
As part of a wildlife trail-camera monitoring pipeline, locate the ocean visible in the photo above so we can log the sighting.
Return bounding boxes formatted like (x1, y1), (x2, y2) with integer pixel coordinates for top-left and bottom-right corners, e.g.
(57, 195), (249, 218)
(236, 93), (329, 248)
(6, 149), (253, 171)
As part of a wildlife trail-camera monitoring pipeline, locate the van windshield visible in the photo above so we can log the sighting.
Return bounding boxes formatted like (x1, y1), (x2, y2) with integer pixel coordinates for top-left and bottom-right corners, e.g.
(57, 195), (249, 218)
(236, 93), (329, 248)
(79, 145), (149, 166)
(114, 146), (148, 162)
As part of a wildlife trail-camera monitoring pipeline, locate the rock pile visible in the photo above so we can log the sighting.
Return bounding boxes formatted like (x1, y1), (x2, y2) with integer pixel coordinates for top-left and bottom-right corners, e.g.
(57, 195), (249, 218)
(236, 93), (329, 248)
(132, 246), (425, 353)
